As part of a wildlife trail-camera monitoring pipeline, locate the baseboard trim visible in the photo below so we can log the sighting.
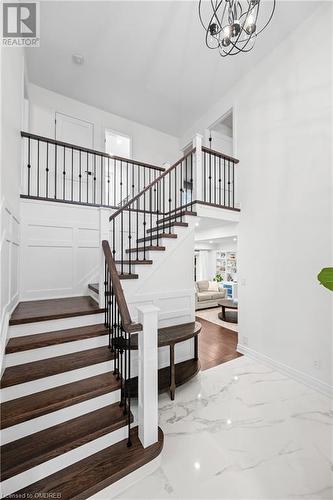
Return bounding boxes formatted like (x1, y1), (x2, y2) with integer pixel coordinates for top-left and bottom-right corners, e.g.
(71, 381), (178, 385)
(237, 344), (333, 398)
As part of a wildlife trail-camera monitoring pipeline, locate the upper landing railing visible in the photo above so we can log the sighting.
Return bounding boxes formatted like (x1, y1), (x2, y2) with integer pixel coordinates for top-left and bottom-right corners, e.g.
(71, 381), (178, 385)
(20, 131), (240, 212)
(20, 131), (164, 209)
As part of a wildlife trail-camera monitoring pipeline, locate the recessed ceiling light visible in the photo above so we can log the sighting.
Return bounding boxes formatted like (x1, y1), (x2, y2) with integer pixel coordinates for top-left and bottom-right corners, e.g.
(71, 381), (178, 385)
(72, 54), (84, 65)
(209, 240), (213, 244)
(226, 418), (232, 426)
(194, 461), (201, 470)
(233, 237), (237, 242)
(195, 222), (200, 227)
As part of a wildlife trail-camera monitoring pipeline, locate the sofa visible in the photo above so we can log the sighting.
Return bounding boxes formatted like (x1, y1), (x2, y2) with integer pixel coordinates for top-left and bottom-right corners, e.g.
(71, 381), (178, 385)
(195, 280), (226, 310)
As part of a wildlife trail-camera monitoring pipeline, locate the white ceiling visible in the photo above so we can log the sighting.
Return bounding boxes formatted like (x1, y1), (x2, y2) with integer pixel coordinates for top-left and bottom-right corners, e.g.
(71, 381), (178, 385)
(26, 1), (321, 136)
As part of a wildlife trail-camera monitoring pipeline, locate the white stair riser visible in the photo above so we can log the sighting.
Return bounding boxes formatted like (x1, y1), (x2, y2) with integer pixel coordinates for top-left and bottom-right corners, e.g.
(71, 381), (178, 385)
(88, 289), (99, 303)
(9, 313), (105, 337)
(1, 360), (114, 402)
(1, 425), (129, 497)
(5, 335), (109, 367)
(2, 390), (121, 444)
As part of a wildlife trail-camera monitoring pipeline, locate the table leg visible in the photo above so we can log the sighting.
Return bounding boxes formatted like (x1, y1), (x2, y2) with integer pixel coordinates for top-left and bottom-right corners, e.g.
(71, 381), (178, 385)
(169, 344), (176, 401)
(194, 335), (198, 361)
(221, 305), (226, 321)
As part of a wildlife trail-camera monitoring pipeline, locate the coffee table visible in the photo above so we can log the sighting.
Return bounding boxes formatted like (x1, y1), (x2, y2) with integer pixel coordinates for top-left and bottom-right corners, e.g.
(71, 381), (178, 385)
(218, 299), (238, 323)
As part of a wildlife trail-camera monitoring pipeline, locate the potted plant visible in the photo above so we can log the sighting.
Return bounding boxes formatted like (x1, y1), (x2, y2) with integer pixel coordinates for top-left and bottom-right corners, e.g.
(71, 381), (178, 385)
(214, 273), (223, 283)
(317, 268), (333, 291)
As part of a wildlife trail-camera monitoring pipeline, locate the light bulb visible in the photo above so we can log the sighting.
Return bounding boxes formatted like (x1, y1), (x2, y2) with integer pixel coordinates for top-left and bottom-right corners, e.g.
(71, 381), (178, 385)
(245, 14), (256, 35)
(231, 20), (241, 38)
(221, 25), (231, 47)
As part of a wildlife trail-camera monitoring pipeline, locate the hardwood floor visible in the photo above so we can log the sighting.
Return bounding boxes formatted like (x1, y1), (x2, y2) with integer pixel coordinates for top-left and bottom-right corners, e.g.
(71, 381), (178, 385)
(196, 317), (242, 371)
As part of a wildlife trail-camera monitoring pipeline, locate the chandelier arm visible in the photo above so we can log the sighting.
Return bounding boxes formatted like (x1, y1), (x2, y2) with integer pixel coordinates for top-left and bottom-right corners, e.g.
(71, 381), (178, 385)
(251, 0), (276, 38)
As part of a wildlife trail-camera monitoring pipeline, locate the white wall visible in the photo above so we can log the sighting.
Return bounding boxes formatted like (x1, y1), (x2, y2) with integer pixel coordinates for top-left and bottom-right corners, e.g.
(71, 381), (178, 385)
(27, 84), (180, 167)
(182, 4), (333, 392)
(0, 47), (24, 373)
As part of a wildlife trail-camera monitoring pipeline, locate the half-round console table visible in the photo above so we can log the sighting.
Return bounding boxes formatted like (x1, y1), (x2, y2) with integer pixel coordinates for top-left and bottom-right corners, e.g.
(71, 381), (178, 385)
(130, 321), (202, 400)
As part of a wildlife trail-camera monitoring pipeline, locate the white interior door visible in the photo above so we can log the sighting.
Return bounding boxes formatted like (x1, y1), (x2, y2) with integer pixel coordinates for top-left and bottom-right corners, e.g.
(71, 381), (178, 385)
(55, 113), (95, 203)
(55, 113), (94, 148)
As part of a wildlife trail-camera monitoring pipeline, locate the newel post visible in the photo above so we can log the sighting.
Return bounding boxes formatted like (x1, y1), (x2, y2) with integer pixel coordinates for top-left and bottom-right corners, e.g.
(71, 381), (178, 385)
(136, 304), (159, 448)
(192, 133), (203, 202)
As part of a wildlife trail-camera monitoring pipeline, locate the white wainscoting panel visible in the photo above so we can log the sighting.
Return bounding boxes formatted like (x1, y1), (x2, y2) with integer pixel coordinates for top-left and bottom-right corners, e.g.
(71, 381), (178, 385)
(0, 199), (20, 374)
(20, 199), (102, 300)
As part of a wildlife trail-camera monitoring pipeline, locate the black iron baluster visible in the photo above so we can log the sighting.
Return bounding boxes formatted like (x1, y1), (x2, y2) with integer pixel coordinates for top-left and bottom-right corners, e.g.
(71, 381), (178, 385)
(131, 163), (135, 199)
(128, 206), (132, 275)
(228, 159), (230, 207)
(136, 198), (139, 262)
(203, 151), (206, 202)
(37, 140), (40, 197)
(143, 187), (146, 260)
(149, 187), (153, 246)
(218, 156), (221, 206)
(101, 156), (104, 206)
(214, 154), (217, 205)
(46, 142), (49, 198)
(114, 159), (117, 207)
(126, 161), (129, 204)
(104, 262), (108, 327)
(63, 147), (66, 200)
(27, 137), (31, 196)
(79, 152), (82, 203)
(54, 143), (57, 199)
(127, 330), (132, 447)
(86, 153), (89, 203)
(107, 157), (110, 206)
(190, 151), (193, 205)
(232, 161), (235, 208)
(93, 155), (96, 205)
(71, 149), (74, 202)
(223, 158), (226, 206)
(121, 211), (124, 276)
(120, 160), (123, 206)
(209, 150), (212, 203)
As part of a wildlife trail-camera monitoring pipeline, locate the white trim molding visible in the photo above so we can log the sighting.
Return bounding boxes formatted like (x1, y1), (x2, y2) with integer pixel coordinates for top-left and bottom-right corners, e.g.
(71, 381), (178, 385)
(237, 344), (333, 398)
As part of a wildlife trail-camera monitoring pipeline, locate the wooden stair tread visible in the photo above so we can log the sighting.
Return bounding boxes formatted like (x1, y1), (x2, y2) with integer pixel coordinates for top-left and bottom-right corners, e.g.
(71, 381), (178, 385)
(5, 324), (108, 354)
(136, 233), (177, 243)
(9, 297), (105, 325)
(1, 372), (121, 429)
(1, 347), (114, 388)
(126, 245), (165, 254)
(118, 273), (139, 280)
(9, 427), (164, 500)
(157, 210), (197, 225)
(1, 403), (131, 481)
(114, 260), (153, 265)
(147, 221), (188, 233)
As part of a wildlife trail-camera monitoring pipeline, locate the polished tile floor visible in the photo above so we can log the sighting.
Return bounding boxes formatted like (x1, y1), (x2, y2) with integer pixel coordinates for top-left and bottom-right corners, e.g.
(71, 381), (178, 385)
(103, 357), (333, 499)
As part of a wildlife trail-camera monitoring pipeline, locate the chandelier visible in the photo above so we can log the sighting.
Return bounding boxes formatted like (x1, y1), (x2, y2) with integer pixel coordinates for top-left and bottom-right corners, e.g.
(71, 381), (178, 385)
(198, 0), (276, 57)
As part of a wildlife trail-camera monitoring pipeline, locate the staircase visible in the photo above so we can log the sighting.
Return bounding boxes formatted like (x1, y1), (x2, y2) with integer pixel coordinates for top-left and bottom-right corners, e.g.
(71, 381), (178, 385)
(1, 135), (240, 498)
(0, 296), (163, 498)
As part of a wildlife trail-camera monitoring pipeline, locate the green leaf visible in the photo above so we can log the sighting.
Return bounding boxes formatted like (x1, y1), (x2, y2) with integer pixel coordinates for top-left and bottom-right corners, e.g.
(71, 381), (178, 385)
(317, 268), (333, 291)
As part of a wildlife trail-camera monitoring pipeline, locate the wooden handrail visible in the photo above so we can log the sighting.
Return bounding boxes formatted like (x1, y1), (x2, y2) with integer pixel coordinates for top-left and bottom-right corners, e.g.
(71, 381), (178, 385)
(202, 146), (239, 164)
(21, 131), (165, 171)
(102, 240), (143, 334)
(109, 148), (196, 221)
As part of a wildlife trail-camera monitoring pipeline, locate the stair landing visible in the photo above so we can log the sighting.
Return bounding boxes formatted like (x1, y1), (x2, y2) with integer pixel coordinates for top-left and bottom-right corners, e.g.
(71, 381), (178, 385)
(9, 296), (105, 325)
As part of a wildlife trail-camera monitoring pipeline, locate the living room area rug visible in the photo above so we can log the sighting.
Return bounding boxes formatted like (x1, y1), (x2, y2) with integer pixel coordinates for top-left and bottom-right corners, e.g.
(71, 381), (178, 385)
(196, 306), (238, 332)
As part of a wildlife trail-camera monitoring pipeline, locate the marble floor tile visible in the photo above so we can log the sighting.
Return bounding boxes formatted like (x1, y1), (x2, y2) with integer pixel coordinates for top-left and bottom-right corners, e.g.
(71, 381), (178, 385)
(104, 357), (332, 500)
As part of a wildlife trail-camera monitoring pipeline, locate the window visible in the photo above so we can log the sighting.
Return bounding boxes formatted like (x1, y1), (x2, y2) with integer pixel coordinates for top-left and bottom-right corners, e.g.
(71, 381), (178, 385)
(105, 130), (132, 206)
(105, 130), (131, 158)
